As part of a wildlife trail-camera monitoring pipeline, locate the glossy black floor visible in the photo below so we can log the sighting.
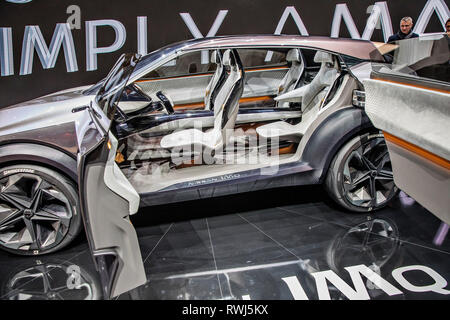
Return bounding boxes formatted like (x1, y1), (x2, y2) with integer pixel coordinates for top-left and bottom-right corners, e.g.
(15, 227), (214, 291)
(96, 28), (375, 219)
(0, 186), (449, 300)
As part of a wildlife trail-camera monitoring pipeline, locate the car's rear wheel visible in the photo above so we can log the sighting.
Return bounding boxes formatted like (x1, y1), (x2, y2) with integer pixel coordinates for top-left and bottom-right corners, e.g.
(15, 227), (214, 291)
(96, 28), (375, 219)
(0, 164), (81, 255)
(325, 132), (398, 212)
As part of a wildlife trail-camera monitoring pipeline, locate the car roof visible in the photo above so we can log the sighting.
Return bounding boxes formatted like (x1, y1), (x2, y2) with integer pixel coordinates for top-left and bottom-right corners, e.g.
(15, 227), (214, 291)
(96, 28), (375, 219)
(177, 35), (384, 61)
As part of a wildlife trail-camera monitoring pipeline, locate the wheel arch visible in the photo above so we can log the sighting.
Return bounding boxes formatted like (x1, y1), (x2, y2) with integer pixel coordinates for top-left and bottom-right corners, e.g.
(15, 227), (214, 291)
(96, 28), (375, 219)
(0, 143), (78, 183)
(300, 107), (376, 183)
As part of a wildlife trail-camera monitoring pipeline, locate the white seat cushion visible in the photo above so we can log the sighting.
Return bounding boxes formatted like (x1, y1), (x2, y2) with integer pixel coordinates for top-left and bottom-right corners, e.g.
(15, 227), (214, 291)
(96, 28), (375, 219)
(256, 99), (322, 138)
(256, 121), (300, 138)
(160, 128), (222, 150)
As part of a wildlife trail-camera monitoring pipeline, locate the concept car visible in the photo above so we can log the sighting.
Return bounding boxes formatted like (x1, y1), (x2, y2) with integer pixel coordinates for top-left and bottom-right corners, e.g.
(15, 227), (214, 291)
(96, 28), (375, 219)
(0, 35), (398, 297)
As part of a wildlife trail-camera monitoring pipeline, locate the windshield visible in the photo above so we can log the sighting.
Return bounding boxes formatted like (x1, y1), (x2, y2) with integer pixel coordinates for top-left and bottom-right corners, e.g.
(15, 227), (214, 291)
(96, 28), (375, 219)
(370, 34), (450, 83)
(83, 42), (186, 97)
(132, 41), (187, 77)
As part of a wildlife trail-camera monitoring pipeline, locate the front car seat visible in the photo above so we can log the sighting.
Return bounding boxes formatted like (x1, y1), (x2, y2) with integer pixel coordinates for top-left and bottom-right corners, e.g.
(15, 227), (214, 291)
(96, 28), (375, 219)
(204, 50), (226, 110)
(160, 49), (245, 152)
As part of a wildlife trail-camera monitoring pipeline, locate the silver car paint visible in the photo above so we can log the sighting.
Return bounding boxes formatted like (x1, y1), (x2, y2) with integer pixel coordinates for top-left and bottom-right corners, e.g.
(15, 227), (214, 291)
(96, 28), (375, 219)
(0, 87), (94, 144)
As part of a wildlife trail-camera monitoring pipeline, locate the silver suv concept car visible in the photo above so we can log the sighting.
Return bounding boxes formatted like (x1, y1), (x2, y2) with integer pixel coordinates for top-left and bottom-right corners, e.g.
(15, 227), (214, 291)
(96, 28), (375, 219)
(0, 35), (398, 297)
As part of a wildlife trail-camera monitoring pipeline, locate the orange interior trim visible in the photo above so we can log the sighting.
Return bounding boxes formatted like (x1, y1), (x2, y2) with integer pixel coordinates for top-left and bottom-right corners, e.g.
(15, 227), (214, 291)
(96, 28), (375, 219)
(175, 143), (295, 169)
(174, 96), (273, 110)
(383, 132), (450, 170)
(135, 66), (288, 83)
(173, 102), (205, 110)
(246, 66), (289, 73)
(373, 78), (450, 95)
(236, 122), (265, 131)
(278, 144), (296, 155)
(136, 72), (212, 82)
(239, 96), (273, 103)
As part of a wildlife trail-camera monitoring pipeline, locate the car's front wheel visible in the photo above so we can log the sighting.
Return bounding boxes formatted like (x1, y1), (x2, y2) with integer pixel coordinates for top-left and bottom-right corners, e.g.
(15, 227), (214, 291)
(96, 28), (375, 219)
(325, 132), (398, 212)
(0, 164), (82, 255)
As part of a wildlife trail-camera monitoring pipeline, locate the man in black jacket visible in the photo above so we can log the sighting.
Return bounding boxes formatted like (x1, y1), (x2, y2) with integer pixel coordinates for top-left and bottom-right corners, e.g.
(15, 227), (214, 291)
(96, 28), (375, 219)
(387, 17), (419, 43)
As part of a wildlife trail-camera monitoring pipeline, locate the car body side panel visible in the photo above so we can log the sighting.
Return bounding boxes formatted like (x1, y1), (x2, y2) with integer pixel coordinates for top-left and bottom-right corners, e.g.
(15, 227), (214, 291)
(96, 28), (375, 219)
(300, 106), (374, 183)
(0, 90), (93, 137)
(139, 162), (315, 207)
(0, 142), (78, 181)
(0, 122), (79, 157)
(292, 74), (373, 182)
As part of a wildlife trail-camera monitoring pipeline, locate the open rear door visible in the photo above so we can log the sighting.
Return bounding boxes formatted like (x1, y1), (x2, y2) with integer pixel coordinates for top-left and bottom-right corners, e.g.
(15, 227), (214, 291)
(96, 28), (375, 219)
(76, 53), (146, 299)
(364, 35), (450, 225)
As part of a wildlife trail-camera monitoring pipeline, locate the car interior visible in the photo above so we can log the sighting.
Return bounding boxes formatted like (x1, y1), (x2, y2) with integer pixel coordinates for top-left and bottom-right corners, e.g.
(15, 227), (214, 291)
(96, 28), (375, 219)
(111, 47), (349, 194)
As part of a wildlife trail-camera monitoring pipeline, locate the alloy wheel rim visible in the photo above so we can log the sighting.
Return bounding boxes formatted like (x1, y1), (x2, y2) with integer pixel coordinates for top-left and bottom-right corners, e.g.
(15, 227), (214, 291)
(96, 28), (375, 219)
(342, 137), (396, 209)
(0, 173), (72, 252)
(4, 263), (96, 300)
(331, 218), (399, 270)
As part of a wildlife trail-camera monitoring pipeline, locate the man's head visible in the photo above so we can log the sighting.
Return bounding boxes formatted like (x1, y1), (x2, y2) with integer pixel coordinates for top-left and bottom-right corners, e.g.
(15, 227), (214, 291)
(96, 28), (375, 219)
(400, 17), (413, 34)
(446, 18), (450, 36)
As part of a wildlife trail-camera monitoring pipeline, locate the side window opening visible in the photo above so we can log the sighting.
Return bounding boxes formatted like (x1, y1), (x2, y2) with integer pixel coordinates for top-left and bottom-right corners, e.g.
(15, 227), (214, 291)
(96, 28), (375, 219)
(234, 48), (289, 109)
(301, 48), (322, 83)
(236, 48), (288, 70)
(129, 50), (217, 113)
(340, 55), (366, 68)
(140, 50), (217, 80)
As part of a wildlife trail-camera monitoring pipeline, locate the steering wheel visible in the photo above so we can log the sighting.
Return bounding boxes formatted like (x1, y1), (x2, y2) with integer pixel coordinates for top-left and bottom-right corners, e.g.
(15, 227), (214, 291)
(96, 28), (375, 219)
(113, 83), (154, 121)
(156, 91), (175, 114)
(114, 103), (128, 121)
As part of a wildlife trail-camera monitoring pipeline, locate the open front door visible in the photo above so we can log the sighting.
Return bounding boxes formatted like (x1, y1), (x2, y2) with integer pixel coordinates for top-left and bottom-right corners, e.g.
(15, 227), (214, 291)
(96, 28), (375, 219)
(76, 53), (146, 299)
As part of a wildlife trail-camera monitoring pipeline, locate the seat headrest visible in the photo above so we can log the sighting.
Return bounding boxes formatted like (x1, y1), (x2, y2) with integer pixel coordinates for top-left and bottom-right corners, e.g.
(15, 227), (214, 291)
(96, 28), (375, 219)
(211, 50), (221, 64)
(286, 49), (301, 62)
(222, 49), (233, 66)
(314, 51), (334, 64)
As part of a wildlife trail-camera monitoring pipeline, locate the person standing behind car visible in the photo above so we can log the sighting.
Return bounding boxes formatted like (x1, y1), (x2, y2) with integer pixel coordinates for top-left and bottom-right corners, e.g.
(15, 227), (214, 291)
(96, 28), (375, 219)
(387, 17), (419, 42)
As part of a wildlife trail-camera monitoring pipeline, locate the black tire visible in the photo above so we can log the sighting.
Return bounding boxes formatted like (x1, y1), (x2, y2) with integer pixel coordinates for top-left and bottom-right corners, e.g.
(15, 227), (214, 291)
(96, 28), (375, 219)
(0, 164), (82, 255)
(325, 132), (398, 213)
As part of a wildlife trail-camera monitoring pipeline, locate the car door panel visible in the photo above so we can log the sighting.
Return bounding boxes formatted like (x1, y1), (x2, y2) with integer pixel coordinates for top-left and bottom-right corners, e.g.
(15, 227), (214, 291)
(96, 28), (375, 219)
(76, 53), (146, 299)
(364, 75), (450, 225)
(78, 131), (146, 299)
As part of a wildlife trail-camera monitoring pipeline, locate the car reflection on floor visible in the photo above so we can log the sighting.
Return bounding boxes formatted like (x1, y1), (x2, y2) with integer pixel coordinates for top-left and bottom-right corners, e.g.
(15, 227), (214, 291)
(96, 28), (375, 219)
(0, 186), (448, 300)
